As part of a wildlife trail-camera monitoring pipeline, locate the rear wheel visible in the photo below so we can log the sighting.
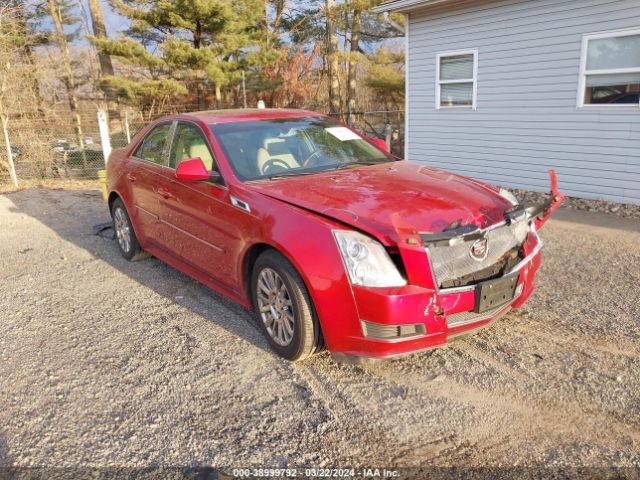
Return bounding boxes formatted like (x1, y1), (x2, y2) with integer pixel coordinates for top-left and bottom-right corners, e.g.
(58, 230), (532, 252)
(111, 198), (145, 261)
(251, 250), (322, 361)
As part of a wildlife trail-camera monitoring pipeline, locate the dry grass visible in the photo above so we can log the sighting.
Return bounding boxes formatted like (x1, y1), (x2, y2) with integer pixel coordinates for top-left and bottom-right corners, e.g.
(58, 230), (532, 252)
(0, 178), (100, 194)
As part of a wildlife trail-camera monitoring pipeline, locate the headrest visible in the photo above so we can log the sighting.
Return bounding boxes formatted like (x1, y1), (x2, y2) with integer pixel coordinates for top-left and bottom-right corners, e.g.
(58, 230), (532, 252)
(263, 138), (289, 156)
(189, 142), (209, 159)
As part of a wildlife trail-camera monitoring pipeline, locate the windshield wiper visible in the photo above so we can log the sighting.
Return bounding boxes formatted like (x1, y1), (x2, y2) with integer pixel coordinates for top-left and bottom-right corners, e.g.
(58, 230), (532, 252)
(267, 160), (380, 180)
(267, 170), (320, 180)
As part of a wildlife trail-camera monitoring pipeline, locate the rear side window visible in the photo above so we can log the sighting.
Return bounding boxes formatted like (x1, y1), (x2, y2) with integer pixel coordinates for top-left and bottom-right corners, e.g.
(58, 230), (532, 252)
(134, 123), (172, 165)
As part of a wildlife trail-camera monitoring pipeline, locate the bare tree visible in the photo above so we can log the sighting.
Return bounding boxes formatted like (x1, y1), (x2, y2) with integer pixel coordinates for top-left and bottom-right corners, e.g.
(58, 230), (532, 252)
(272, 0), (285, 40)
(346, 5), (362, 120)
(46, 0), (86, 167)
(325, 0), (340, 116)
(13, 1), (47, 117)
(0, 4), (23, 186)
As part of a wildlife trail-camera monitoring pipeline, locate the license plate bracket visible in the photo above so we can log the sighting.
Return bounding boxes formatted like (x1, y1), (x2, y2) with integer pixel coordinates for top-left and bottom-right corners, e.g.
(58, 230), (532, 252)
(474, 273), (519, 313)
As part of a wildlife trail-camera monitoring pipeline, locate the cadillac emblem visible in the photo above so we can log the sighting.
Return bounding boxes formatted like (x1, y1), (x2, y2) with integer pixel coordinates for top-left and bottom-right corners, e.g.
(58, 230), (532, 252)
(470, 237), (489, 261)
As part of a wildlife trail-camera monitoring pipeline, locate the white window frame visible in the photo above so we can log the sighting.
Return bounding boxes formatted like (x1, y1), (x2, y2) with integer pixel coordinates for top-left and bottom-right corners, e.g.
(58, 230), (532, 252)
(577, 27), (640, 109)
(435, 49), (478, 110)
(404, 14), (409, 159)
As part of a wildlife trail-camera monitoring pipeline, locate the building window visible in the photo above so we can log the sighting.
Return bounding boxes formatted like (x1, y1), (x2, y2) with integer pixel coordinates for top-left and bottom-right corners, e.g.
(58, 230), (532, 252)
(578, 29), (640, 107)
(436, 50), (478, 109)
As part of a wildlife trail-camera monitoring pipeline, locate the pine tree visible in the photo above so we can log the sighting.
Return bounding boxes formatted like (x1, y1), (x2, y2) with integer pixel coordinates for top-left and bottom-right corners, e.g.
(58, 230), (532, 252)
(340, 0), (404, 117)
(93, 0), (264, 109)
(86, 0), (113, 77)
(364, 47), (404, 108)
(284, 0), (404, 117)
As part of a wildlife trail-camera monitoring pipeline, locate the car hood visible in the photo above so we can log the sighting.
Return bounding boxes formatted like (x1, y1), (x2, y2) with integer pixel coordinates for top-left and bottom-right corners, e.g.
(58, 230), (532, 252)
(247, 161), (512, 245)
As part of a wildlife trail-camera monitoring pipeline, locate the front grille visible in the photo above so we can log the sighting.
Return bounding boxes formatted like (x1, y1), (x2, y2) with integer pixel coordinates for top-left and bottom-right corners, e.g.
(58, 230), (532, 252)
(427, 221), (529, 289)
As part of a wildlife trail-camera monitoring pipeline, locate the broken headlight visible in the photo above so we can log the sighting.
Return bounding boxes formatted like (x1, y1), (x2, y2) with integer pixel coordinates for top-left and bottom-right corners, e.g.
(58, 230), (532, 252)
(333, 230), (406, 287)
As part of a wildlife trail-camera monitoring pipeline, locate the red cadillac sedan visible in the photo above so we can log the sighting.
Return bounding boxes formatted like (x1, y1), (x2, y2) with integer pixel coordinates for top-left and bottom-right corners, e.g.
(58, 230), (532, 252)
(106, 109), (564, 363)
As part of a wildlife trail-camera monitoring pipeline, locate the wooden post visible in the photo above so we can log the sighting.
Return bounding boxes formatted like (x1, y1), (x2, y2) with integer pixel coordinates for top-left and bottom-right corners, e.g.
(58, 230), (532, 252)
(242, 70), (247, 109)
(123, 111), (131, 144)
(385, 122), (392, 152)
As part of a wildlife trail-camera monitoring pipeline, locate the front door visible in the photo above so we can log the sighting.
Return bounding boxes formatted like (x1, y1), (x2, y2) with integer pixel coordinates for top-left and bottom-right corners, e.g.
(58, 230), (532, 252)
(157, 122), (242, 292)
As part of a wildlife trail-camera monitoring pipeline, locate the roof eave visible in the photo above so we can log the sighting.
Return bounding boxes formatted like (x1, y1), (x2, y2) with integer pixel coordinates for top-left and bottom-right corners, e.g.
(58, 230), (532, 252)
(373, 0), (454, 13)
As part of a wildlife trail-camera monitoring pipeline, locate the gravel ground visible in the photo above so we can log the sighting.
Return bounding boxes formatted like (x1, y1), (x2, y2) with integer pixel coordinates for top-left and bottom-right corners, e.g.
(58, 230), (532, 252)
(512, 189), (640, 219)
(0, 188), (639, 478)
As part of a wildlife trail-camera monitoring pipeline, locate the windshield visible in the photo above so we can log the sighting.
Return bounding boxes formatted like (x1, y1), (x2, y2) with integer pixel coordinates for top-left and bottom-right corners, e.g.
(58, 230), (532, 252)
(210, 117), (393, 181)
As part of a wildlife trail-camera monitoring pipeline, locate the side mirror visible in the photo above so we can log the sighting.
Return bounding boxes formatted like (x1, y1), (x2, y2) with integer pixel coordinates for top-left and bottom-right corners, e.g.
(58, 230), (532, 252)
(175, 158), (210, 181)
(370, 138), (389, 153)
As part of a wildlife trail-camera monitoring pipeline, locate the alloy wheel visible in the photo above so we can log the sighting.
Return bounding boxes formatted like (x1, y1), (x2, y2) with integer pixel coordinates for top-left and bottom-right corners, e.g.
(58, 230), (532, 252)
(256, 268), (295, 346)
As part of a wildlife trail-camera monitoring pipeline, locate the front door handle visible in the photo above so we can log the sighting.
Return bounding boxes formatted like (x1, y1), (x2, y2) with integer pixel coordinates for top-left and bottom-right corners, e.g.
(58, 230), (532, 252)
(159, 187), (173, 200)
(127, 172), (137, 182)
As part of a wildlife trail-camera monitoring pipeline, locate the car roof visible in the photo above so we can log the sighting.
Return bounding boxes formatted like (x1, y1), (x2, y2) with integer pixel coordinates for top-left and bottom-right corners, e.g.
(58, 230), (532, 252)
(165, 108), (328, 125)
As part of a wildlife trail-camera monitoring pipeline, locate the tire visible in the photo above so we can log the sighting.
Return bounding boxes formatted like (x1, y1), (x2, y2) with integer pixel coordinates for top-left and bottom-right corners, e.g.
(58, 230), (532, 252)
(111, 198), (145, 261)
(251, 250), (322, 361)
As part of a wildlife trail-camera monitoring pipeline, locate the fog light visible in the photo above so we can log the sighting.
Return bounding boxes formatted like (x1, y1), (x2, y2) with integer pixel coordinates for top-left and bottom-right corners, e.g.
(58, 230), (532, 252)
(361, 320), (426, 341)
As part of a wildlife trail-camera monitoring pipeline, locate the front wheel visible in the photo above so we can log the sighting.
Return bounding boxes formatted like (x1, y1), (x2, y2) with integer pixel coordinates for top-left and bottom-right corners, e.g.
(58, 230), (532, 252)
(251, 250), (322, 361)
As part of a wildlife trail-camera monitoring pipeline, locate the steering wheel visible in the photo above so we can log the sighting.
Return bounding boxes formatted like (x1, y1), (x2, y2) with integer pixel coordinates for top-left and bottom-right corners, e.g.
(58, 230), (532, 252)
(262, 158), (291, 176)
(302, 150), (323, 167)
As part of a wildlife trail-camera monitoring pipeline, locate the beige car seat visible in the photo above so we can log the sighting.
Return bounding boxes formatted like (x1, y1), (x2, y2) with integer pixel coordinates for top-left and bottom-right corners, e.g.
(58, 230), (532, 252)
(189, 141), (214, 171)
(257, 137), (300, 174)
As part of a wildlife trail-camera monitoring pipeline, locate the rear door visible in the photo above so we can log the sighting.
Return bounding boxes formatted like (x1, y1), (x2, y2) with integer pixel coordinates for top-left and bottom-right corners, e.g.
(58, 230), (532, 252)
(157, 121), (242, 291)
(127, 122), (174, 246)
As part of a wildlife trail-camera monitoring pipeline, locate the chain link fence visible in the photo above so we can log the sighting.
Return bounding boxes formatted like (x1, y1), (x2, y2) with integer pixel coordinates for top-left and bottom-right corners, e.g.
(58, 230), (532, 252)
(0, 106), (405, 186)
(1, 109), (106, 184)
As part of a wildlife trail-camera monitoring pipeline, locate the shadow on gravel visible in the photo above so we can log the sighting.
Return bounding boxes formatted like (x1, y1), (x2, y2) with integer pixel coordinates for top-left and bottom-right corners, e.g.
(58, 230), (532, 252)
(553, 208), (640, 233)
(8, 188), (274, 356)
(0, 434), (10, 466)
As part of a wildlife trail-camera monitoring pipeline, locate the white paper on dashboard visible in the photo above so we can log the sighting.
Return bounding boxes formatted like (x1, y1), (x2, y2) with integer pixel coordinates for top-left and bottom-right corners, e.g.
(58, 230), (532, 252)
(325, 127), (361, 142)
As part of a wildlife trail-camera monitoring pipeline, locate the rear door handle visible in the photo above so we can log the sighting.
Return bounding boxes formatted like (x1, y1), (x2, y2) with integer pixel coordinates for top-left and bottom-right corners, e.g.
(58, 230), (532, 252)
(159, 187), (173, 200)
(127, 172), (137, 182)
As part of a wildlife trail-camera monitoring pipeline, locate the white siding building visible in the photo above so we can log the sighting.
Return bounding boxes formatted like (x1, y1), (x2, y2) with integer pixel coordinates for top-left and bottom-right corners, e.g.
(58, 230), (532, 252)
(375, 0), (640, 204)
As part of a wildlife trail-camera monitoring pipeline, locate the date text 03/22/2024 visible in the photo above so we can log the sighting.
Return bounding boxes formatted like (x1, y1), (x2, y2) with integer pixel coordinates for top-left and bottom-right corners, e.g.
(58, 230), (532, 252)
(231, 468), (399, 478)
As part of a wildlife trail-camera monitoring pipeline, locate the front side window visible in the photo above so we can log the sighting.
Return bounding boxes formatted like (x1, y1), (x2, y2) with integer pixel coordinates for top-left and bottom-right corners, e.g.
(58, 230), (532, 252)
(436, 50), (478, 109)
(211, 118), (393, 181)
(134, 123), (172, 165)
(579, 29), (640, 106)
(170, 123), (216, 171)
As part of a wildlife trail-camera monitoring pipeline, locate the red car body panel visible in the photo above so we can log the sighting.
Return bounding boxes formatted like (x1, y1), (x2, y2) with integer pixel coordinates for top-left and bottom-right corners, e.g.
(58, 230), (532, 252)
(106, 109), (563, 361)
(247, 161), (512, 245)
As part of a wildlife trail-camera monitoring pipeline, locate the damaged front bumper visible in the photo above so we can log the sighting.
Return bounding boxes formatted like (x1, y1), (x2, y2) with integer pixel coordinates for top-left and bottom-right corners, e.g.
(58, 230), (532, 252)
(332, 171), (564, 364)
